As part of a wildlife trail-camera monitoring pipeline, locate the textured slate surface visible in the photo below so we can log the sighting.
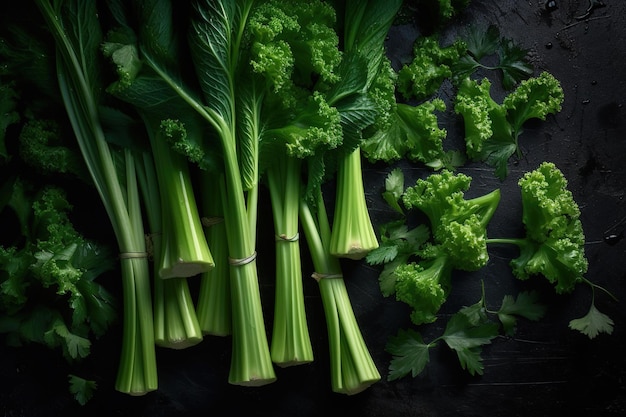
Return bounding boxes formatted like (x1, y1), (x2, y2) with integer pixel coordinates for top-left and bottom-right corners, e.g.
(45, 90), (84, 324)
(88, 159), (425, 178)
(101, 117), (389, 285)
(1, 1), (625, 416)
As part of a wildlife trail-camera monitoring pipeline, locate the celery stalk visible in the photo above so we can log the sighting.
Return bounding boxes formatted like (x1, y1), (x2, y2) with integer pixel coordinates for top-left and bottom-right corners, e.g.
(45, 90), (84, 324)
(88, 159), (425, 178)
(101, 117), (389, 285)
(330, 148), (379, 260)
(196, 173), (232, 336)
(35, 0), (158, 395)
(267, 156), (313, 366)
(300, 187), (380, 394)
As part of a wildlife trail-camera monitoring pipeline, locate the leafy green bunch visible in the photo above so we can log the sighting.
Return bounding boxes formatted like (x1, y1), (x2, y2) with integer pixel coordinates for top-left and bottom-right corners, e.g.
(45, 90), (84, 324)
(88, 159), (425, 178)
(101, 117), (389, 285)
(0, 180), (116, 404)
(369, 161), (615, 381)
(488, 162), (616, 339)
(367, 168), (500, 325)
(1, 182), (116, 358)
(455, 72), (565, 179)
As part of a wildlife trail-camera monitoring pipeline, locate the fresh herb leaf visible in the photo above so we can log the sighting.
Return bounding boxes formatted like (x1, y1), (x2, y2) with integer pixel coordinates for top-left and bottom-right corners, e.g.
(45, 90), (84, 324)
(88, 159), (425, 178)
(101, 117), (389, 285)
(43, 314), (92, 360)
(440, 311), (499, 375)
(382, 168), (405, 215)
(569, 303), (614, 339)
(459, 297), (489, 326)
(367, 218), (430, 297)
(385, 328), (434, 381)
(453, 25), (533, 89)
(68, 374), (97, 405)
(497, 291), (546, 335)
(466, 25), (500, 61)
(498, 39), (534, 90)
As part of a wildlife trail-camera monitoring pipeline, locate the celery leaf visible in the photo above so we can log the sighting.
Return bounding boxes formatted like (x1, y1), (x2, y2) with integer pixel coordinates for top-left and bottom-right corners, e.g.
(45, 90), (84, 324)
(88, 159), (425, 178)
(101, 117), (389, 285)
(497, 291), (546, 335)
(385, 328), (433, 381)
(569, 303), (614, 339)
(68, 374), (97, 405)
(440, 311), (499, 375)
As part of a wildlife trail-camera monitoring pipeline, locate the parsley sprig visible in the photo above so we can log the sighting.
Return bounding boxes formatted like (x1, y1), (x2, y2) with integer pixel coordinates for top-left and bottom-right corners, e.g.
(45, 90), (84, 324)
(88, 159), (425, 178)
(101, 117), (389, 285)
(385, 284), (546, 380)
(453, 24), (534, 90)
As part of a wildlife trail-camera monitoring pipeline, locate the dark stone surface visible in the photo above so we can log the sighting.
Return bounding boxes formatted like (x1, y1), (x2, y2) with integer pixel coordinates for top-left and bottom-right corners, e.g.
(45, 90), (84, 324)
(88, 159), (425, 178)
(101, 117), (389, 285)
(1, 1), (625, 416)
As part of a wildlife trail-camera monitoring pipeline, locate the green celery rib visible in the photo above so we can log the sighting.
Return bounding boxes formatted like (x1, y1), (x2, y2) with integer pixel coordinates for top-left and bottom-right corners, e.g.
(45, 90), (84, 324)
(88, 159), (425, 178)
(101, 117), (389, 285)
(35, 0), (157, 395)
(153, 62), (276, 385)
(267, 156), (313, 366)
(228, 260), (277, 385)
(135, 131), (204, 350)
(145, 0), (274, 385)
(221, 138), (275, 385)
(196, 173), (232, 336)
(117, 255), (157, 394)
(300, 188), (380, 395)
(330, 147), (379, 260)
(154, 277), (203, 348)
(117, 150), (158, 394)
(318, 278), (380, 394)
(150, 129), (214, 279)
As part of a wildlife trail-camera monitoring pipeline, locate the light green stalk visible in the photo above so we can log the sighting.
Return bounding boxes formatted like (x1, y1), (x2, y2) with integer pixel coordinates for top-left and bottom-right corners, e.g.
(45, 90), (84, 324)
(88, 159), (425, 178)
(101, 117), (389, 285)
(330, 147), (379, 259)
(220, 130), (275, 385)
(196, 172), (232, 336)
(35, 0), (157, 395)
(136, 118), (205, 349)
(153, 276), (203, 348)
(186, 0), (275, 385)
(300, 187), (380, 395)
(266, 156), (313, 366)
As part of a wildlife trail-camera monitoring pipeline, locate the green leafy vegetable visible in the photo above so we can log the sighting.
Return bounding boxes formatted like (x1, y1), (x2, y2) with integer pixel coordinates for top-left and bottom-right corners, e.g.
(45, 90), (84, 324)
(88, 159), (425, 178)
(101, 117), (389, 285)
(386, 287), (545, 380)
(488, 162), (615, 338)
(368, 169), (500, 325)
(17, 118), (89, 180)
(454, 72), (564, 179)
(453, 24), (534, 89)
(33, 0), (157, 395)
(397, 35), (467, 101)
(0, 181), (116, 404)
(68, 374), (98, 406)
(361, 98), (461, 170)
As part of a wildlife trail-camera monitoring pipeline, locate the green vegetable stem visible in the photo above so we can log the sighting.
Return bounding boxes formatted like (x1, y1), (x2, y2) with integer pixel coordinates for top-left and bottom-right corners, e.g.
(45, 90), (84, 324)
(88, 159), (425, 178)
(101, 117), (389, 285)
(34, 0), (158, 395)
(134, 147), (203, 349)
(187, 0), (274, 385)
(103, 0), (276, 385)
(300, 187), (380, 395)
(102, 14), (211, 348)
(327, 0), (405, 260)
(266, 156), (313, 366)
(330, 147), (379, 260)
(148, 123), (206, 348)
(196, 173), (232, 337)
(245, 0), (345, 367)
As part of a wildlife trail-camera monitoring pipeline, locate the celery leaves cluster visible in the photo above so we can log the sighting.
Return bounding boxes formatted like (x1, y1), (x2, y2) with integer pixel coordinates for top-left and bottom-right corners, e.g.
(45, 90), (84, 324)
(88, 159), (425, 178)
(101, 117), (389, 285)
(367, 168), (500, 326)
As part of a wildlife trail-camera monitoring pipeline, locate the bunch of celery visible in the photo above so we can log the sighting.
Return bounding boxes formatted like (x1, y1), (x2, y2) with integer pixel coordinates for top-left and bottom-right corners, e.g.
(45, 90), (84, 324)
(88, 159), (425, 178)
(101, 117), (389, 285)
(34, 0), (157, 395)
(29, 0), (403, 395)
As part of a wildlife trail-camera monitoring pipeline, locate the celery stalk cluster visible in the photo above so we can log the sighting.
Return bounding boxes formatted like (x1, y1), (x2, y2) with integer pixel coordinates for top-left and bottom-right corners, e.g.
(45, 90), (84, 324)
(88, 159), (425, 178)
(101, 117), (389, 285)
(26, 0), (406, 396)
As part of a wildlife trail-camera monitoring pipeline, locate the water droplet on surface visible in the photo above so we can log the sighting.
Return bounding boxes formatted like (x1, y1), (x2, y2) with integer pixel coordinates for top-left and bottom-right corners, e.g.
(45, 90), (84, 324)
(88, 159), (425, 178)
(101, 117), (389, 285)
(582, 99), (591, 105)
(545, 0), (558, 12)
(604, 231), (624, 246)
(545, 42), (553, 49)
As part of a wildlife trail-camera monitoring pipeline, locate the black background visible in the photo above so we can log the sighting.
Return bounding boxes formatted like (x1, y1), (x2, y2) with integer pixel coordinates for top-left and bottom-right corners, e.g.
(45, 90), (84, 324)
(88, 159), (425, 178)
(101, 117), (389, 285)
(1, 1), (625, 416)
